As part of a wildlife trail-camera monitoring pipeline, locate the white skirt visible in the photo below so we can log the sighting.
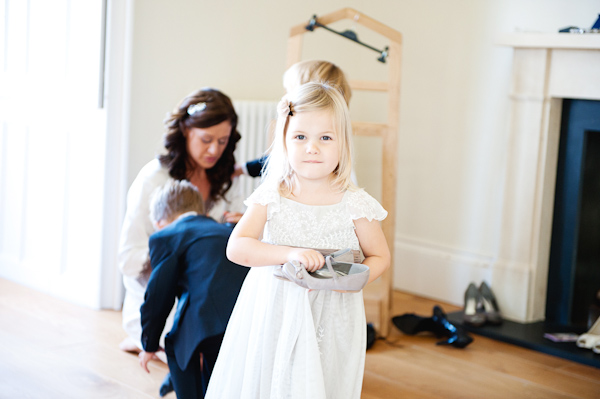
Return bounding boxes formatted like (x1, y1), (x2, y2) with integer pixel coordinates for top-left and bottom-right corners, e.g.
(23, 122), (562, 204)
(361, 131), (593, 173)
(206, 266), (366, 399)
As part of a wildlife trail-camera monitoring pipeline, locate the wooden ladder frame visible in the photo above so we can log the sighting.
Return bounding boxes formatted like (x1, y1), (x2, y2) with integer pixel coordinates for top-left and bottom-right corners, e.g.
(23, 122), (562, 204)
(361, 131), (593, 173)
(287, 8), (402, 337)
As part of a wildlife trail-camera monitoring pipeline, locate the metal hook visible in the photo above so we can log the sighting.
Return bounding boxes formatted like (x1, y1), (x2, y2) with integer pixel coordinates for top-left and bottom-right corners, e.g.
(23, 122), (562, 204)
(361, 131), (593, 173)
(378, 46), (389, 63)
(305, 15), (317, 31)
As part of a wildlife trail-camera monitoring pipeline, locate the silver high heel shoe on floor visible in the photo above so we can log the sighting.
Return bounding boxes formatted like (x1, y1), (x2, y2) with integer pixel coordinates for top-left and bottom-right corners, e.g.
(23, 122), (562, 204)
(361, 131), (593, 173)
(463, 283), (486, 327)
(479, 281), (502, 325)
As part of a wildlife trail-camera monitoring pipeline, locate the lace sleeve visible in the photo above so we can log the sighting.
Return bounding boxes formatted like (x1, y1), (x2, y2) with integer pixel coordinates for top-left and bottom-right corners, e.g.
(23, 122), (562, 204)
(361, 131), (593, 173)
(244, 183), (280, 220)
(346, 189), (388, 222)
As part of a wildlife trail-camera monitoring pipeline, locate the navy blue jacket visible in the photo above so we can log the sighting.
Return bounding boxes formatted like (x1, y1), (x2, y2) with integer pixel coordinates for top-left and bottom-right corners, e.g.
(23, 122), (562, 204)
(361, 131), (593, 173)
(245, 155), (267, 178)
(141, 215), (248, 370)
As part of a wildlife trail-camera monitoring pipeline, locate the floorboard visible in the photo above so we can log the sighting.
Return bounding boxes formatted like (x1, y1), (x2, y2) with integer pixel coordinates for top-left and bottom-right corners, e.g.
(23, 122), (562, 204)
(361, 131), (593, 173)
(1, 279), (599, 398)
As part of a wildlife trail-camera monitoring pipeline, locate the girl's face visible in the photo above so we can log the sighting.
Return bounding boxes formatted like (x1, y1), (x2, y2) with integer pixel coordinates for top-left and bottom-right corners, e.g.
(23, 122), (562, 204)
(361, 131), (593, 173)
(185, 120), (231, 170)
(285, 110), (339, 183)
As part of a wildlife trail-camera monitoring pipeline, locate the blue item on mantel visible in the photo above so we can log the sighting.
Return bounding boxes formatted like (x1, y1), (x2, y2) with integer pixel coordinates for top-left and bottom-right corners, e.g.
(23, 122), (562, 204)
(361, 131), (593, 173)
(559, 14), (600, 33)
(559, 26), (581, 33)
(592, 14), (600, 29)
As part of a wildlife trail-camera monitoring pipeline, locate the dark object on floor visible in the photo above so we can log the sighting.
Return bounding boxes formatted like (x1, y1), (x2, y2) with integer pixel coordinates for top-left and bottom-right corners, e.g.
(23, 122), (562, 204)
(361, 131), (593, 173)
(391, 312), (438, 335)
(432, 305), (474, 348)
(159, 372), (174, 397)
(367, 323), (376, 349)
(392, 305), (473, 348)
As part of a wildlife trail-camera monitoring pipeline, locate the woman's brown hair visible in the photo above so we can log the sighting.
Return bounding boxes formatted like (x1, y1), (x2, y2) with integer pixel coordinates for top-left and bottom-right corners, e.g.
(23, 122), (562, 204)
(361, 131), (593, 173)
(159, 88), (241, 207)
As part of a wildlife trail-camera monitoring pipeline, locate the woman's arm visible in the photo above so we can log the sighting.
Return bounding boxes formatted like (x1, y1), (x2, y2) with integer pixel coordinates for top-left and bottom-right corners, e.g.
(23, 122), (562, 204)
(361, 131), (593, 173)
(118, 185), (154, 278)
(226, 203), (324, 271)
(118, 161), (168, 277)
(211, 177), (245, 223)
(353, 218), (391, 285)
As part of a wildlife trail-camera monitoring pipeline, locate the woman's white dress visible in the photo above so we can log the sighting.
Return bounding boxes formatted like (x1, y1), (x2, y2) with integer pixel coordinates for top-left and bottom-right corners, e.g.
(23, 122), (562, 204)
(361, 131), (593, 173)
(206, 183), (387, 399)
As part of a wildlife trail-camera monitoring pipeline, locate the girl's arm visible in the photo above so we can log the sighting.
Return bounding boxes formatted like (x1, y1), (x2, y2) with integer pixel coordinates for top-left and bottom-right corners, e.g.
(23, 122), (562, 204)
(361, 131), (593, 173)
(226, 203), (324, 270)
(354, 217), (391, 285)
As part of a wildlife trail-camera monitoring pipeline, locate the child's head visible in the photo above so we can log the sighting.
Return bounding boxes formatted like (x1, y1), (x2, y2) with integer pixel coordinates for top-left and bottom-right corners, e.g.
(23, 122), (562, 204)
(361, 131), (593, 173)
(265, 82), (355, 195)
(283, 60), (351, 105)
(150, 180), (205, 229)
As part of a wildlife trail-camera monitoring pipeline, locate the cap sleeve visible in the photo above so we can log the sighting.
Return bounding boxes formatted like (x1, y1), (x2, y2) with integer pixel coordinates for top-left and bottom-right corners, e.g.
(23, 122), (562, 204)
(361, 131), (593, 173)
(244, 183), (281, 220)
(346, 189), (388, 222)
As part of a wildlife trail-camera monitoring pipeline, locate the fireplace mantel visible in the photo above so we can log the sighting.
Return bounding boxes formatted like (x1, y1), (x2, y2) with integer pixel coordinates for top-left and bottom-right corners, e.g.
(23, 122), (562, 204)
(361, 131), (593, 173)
(499, 32), (600, 49)
(496, 33), (600, 322)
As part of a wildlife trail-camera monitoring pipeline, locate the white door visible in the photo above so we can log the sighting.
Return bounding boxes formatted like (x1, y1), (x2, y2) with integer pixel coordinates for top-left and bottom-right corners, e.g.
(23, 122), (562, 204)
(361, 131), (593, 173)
(0, 0), (124, 309)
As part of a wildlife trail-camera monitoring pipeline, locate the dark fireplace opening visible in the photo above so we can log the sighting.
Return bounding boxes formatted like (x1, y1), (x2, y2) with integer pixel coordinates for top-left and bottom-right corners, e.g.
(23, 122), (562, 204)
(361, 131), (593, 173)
(546, 99), (600, 329)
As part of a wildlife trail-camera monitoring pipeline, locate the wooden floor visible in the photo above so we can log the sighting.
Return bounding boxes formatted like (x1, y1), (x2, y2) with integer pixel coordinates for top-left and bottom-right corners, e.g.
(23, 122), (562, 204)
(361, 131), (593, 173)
(1, 278), (599, 398)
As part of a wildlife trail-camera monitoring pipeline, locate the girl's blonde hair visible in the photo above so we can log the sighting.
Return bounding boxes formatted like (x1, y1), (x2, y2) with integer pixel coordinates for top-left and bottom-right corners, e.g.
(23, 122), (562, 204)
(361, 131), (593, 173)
(283, 60), (352, 105)
(264, 82), (356, 196)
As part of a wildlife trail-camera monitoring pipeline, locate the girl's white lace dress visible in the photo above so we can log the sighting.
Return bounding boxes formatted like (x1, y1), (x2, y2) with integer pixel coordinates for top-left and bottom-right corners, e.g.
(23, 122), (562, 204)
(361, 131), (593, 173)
(206, 183), (387, 399)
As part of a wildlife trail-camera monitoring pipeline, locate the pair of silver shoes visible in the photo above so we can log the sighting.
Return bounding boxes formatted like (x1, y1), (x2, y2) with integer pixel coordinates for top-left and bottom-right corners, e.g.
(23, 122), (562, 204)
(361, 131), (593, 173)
(274, 249), (370, 293)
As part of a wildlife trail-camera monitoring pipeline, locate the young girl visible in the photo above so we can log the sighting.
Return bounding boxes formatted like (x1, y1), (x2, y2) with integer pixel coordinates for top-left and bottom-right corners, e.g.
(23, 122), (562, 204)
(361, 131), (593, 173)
(206, 82), (390, 399)
(235, 59), (351, 178)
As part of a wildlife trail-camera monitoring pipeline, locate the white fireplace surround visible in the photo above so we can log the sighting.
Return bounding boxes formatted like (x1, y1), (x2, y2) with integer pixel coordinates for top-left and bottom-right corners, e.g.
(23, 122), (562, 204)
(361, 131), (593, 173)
(488, 33), (600, 322)
(494, 33), (600, 322)
(394, 33), (600, 324)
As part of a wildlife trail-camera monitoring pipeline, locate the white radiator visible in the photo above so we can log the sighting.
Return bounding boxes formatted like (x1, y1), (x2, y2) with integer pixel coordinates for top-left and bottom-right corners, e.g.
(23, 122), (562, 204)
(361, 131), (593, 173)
(233, 100), (279, 200)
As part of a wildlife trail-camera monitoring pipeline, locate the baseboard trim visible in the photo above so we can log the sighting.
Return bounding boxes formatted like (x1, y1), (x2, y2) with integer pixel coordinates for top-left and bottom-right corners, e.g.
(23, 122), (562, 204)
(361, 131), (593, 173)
(392, 236), (535, 322)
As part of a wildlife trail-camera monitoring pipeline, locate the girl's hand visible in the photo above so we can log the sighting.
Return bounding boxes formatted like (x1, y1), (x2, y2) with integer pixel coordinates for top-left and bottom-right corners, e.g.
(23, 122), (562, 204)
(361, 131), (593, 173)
(232, 163), (245, 178)
(287, 248), (324, 272)
(223, 211), (243, 224)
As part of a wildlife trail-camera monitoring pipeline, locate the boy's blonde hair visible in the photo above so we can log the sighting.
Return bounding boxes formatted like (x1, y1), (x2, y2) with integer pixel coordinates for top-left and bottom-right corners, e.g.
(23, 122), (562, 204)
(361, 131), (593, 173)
(264, 82), (356, 196)
(283, 60), (352, 105)
(150, 180), (205, 225)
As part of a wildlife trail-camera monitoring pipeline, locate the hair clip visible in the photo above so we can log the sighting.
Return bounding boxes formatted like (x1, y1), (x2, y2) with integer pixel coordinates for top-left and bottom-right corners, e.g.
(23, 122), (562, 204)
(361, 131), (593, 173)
(187, 102), (207, 115)
(277, 98), (293, 118)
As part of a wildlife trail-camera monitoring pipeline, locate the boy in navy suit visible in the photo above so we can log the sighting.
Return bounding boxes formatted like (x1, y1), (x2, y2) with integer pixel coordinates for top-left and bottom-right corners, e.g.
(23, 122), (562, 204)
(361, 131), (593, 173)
(139, 180), (248, 398)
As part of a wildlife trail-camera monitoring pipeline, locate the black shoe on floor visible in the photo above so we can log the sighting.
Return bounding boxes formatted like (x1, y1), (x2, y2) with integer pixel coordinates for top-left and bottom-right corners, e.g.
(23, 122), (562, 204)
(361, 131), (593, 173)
(391, 312), (438, 336)
(392, 306), (473, 349)
(432, 305), (474, 348)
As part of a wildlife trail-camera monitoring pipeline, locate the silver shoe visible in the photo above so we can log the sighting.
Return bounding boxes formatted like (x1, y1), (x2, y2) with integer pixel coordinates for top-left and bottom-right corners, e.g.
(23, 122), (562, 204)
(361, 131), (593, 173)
(272, 248), (356, 281)
(278, 252), (370, 292)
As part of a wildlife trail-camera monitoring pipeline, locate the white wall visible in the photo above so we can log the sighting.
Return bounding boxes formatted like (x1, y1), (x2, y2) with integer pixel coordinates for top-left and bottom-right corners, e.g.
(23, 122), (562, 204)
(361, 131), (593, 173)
(125, 0), (599, 309)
